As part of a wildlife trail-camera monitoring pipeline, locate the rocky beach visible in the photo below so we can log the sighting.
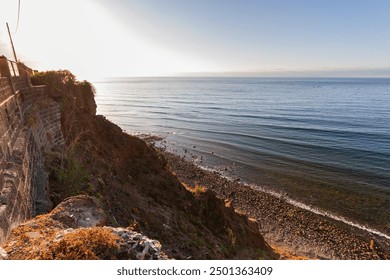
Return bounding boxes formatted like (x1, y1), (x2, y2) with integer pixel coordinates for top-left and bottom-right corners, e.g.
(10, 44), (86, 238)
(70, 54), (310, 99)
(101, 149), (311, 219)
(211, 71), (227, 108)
(158, 147), (390, 260)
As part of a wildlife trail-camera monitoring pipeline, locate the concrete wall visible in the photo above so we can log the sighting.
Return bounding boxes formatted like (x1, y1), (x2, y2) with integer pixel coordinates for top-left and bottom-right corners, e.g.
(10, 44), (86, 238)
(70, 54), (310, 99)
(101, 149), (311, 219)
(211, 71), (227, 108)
(0, 57), (64, 243)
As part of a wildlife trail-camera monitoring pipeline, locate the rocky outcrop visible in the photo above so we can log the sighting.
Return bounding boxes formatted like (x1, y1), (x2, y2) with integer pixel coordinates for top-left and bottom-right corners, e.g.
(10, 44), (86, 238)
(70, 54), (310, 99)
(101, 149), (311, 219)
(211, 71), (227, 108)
(49, 195), (106, 228)
(0, 195), (168, 260)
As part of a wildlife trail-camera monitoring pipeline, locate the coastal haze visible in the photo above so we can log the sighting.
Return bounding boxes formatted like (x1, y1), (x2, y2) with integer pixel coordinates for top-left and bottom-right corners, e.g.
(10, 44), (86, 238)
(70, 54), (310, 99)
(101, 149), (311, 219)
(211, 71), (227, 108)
(1, 0), (390, 78)
(94, 77), (390, 235)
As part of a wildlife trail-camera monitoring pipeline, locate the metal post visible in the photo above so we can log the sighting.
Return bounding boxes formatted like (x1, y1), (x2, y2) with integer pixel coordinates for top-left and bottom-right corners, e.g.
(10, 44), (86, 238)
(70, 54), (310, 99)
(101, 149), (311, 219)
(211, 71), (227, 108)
(9, 60), (16, 76)
(6, 22), (18, 62)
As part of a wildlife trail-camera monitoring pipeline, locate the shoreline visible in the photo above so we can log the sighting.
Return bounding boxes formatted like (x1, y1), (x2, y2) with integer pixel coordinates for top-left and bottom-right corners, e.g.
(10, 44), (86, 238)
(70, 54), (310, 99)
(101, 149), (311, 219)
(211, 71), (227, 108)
(158, 147), (390, 259)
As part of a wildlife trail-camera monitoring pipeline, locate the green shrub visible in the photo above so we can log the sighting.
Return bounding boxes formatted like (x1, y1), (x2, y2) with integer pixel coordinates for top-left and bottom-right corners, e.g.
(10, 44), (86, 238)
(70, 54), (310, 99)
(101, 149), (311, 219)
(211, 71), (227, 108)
(31, 70), (95, 96)
(53, 150), (90, 196)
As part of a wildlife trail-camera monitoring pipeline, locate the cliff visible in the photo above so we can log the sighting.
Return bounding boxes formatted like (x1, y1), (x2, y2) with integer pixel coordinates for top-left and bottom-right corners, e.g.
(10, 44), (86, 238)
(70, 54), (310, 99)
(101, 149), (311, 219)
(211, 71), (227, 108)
(0, 60), (276, 259)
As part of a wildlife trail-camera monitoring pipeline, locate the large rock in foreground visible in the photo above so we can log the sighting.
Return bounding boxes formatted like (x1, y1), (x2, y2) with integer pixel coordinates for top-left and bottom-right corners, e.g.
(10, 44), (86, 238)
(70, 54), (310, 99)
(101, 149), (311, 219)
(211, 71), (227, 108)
(0, 195), (168, 260)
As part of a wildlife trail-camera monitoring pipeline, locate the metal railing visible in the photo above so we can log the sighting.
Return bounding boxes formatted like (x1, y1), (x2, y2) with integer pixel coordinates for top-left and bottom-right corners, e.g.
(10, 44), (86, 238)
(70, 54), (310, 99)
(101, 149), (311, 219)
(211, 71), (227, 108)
(7, 59), (20, 77)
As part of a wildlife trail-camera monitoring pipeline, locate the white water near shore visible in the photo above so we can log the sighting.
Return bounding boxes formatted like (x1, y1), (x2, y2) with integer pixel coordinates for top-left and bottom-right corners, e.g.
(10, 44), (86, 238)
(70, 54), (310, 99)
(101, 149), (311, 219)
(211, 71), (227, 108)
(187, 160), (390, 240)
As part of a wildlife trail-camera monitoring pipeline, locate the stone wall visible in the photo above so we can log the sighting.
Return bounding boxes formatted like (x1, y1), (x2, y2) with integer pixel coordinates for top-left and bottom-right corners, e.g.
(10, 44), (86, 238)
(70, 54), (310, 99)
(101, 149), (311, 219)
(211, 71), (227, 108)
(0, 57), (64, 243)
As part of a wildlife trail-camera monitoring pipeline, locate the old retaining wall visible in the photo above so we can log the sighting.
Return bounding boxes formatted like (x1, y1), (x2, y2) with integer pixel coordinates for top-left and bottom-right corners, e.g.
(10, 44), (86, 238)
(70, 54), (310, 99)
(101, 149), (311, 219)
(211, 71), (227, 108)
(0, 57), (64, 243)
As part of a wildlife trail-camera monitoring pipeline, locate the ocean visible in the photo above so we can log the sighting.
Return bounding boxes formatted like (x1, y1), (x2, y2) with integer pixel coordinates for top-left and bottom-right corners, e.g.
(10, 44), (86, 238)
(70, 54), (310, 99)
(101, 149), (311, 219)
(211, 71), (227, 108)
(94, 77), (390, 236)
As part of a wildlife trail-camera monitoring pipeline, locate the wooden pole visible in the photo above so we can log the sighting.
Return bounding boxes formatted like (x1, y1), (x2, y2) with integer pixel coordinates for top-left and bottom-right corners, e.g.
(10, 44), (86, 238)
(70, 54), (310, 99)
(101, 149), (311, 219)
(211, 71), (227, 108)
(6, 22), (18, 62)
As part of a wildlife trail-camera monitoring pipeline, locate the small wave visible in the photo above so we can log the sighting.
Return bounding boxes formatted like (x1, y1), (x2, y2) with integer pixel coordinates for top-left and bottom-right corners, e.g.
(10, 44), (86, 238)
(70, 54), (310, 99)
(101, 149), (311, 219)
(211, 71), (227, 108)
(195, 164), (390, 240)
(250, 183), (390, 240)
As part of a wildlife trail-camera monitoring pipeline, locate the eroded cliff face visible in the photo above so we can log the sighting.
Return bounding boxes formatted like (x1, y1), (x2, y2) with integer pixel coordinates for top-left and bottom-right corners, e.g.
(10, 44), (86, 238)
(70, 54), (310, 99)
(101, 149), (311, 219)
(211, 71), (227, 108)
(0, 66), (277, 260)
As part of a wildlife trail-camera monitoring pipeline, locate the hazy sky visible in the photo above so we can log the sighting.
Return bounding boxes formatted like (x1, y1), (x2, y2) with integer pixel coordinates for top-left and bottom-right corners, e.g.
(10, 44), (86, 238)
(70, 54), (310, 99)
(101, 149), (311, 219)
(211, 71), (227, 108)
(0, 0), (389, 79)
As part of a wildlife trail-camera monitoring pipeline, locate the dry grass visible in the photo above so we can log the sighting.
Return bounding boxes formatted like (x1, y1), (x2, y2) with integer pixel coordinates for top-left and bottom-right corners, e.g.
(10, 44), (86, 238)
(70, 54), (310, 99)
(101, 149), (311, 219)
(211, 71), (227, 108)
(4, 222), (120, 260)
(181, 181), (207, 194)
(41, 228), (119, 260)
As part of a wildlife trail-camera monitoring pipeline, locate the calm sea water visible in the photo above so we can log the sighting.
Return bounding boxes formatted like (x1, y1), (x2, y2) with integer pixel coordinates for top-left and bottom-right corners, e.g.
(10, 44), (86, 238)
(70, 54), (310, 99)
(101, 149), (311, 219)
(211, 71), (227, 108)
(94, 77), (390, 236)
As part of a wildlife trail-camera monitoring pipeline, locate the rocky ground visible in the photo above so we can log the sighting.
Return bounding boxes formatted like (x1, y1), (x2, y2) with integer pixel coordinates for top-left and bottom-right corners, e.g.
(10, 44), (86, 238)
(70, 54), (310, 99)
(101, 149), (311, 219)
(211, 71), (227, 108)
(0, 195), (169, 260)
(161, 150), (390, 260)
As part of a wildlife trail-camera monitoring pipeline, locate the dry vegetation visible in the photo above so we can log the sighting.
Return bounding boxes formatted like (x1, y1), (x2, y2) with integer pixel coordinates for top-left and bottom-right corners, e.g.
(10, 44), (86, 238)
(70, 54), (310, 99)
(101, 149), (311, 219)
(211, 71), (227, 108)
(4, 219), (118, 260)
(41, 228), (119, 260)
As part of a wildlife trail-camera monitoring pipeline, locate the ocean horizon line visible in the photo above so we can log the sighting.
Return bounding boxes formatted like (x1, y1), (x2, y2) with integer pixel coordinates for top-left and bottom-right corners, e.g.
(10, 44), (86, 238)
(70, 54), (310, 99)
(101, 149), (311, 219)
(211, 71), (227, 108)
(93, 76), (390, 82)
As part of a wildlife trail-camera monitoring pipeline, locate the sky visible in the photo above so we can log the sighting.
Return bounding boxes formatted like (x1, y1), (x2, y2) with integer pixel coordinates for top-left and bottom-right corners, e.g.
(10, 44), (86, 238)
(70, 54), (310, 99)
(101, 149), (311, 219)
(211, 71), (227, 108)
(0, 0), (390, 79)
